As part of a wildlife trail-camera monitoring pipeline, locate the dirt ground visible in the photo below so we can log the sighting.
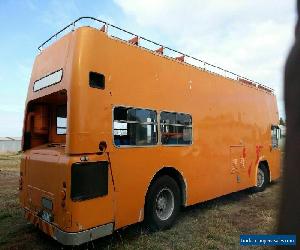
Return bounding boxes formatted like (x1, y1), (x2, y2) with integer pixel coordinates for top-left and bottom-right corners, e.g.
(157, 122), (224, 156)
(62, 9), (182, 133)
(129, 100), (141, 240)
(0, 154), (281, 250)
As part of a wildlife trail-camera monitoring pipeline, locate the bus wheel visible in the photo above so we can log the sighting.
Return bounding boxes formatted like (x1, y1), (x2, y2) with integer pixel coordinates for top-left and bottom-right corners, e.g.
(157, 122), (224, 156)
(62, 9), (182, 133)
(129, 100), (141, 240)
(145, 175), (180, 231)
(253, 165), (269, 192)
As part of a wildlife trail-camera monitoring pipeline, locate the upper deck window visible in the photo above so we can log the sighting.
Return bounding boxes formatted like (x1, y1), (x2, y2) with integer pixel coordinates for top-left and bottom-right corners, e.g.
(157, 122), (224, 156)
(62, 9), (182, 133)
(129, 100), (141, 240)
(160, 112), (192, 145)
(113, 107), (157, 146)
(89, 72), (105, 89)
(33, 69), (63, 92)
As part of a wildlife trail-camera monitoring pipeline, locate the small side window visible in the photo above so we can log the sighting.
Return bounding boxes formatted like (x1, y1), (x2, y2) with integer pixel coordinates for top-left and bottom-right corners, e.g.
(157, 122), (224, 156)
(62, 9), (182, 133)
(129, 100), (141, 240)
(271, 125), (280, 148)
(89, 72), (105, 89)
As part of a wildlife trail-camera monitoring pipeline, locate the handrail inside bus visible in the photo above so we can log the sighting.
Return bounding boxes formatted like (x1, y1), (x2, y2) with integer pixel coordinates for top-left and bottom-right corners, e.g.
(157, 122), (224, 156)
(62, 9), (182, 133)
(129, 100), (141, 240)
(37, 16), (274, 94)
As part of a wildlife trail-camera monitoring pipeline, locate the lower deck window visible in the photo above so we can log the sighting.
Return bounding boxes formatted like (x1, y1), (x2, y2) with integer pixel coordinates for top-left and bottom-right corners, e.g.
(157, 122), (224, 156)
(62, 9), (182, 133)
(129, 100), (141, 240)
(113, 107), (157, 146)
(113, 107), (193, 147)
(160, 112), (192, 145)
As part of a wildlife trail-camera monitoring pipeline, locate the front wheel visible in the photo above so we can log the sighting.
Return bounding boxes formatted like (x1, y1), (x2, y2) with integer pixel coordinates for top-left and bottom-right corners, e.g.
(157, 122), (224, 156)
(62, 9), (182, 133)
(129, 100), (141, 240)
(144, 175), (180, 231)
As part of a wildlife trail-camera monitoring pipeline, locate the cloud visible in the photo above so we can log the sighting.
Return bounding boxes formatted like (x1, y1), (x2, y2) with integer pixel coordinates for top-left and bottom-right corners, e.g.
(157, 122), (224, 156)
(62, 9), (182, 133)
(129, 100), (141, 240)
(114, 0), (297, 118)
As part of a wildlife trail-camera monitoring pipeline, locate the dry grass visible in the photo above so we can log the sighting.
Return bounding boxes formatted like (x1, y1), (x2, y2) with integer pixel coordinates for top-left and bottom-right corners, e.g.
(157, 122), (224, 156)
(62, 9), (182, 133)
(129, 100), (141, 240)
(0, 154), (281, 250)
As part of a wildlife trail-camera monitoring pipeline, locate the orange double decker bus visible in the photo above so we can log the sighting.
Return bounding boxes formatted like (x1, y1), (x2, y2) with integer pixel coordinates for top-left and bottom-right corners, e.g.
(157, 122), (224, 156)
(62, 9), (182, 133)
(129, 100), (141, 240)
(19, 17), (281, 245)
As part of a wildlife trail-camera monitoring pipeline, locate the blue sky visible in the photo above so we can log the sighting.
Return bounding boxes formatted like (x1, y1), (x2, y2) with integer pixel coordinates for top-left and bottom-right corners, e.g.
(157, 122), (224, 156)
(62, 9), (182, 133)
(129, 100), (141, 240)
(0, 0), (296, 136)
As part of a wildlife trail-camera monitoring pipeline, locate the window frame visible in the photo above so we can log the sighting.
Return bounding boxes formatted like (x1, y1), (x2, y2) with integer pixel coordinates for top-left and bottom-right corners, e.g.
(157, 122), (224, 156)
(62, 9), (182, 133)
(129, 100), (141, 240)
(112, 106), (158, 148)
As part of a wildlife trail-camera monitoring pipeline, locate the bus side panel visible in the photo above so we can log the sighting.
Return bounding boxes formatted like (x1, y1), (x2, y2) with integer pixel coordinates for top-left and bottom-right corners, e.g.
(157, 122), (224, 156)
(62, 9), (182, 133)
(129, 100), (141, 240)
(66, 28), (280, 230)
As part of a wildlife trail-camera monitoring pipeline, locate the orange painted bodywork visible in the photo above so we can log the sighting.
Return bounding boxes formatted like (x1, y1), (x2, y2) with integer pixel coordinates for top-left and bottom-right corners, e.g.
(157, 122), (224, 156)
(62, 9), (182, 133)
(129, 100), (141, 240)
(20, 27), (281, 236)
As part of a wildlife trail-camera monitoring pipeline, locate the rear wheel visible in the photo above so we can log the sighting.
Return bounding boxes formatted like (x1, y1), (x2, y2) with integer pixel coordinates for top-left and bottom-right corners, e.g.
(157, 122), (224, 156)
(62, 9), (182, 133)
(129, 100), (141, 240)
(144, 175), (180, 231)
(252, 165), (269, 192)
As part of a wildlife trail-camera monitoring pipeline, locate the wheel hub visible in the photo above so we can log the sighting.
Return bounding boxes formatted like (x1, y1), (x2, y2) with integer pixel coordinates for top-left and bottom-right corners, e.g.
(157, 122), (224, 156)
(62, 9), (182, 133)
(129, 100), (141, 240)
(155, 187), (175, 221)
(157, 197), (167, 210)
(257, 168), (265, 188)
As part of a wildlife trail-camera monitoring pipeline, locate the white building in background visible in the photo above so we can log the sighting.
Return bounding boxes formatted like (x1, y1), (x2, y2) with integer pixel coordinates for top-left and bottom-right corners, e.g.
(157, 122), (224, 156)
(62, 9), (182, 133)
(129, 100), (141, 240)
(0, 137), (21, 153)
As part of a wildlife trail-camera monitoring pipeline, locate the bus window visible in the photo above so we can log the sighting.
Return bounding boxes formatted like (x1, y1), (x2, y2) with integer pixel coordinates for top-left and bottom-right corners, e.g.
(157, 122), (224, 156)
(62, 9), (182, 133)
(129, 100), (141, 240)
(113, 107), (157, 146)
(57, 105), (67, 135)
(271, 125), (280, 148)
(89, 72), (105, 89)
(160, 112), (192, 145)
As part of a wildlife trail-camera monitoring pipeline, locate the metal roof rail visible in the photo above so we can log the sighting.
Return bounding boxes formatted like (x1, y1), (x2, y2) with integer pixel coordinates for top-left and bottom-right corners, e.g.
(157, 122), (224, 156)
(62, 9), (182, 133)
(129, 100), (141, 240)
(38, 16), (274, 94)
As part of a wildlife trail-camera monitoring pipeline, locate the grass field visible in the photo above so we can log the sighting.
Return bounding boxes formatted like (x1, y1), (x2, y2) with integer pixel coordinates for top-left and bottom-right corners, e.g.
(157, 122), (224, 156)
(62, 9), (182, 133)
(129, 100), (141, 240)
(0, 154), (281, 250)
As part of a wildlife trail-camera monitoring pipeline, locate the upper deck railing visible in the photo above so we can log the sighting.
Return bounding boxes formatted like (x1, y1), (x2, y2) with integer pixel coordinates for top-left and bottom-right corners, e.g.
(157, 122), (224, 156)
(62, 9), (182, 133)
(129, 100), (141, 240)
(38, 16), (274, 94)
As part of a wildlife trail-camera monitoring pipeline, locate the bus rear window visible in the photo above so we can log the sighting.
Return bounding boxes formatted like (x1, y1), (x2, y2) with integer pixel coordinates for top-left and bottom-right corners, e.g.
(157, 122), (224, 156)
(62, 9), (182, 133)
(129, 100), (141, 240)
(23, 90), (67, 150)
(57, 105), (67, 135)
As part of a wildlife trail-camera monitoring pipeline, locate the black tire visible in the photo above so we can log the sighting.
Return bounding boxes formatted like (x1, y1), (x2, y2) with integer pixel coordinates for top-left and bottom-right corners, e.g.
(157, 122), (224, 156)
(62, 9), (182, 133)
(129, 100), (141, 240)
(144, 175), (180, 231)
(252, 164), (269, 192)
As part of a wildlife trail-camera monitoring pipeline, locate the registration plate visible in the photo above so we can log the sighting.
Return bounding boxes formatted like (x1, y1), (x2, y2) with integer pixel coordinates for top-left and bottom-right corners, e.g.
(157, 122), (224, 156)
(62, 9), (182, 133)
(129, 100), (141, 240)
(41, 210), (53, 223)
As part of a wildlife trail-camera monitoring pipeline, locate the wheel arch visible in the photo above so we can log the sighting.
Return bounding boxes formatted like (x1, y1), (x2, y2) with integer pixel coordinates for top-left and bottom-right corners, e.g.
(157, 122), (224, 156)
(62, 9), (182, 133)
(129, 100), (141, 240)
(146, 166), (187, 207)
(259, 160), (271, 182)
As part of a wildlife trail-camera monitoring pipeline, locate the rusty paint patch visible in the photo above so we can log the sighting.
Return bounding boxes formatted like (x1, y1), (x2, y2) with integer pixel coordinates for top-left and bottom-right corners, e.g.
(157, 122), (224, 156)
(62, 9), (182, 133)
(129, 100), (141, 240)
(242, 147), (247, 158)
(248, 162), (253, 177)
(24, 209), (55, 237)
(255, 145), (263, 164)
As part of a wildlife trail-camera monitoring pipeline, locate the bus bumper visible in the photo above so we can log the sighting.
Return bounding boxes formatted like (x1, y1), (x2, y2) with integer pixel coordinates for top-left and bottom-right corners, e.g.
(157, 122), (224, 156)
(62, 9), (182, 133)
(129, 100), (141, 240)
(24, 209), (114, 245)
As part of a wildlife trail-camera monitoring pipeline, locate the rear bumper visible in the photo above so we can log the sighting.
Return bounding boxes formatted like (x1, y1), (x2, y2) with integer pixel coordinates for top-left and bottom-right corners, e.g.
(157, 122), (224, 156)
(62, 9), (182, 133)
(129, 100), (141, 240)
(24, 209), (114, 245)
(55, 223), (113, 245)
